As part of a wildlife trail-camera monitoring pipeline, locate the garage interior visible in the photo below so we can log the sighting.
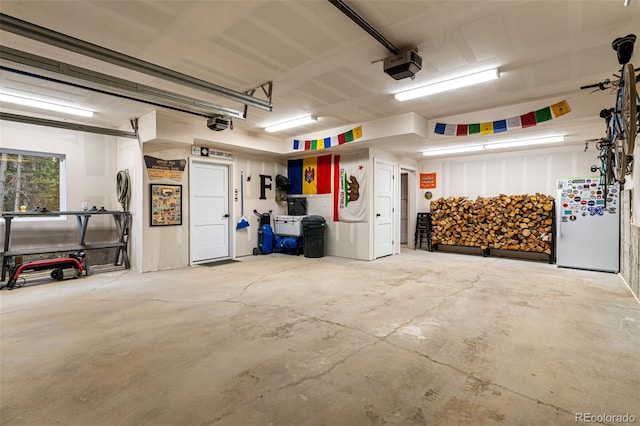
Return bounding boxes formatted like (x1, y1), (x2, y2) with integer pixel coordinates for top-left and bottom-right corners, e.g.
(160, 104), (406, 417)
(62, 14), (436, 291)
(1, 1), (639, 425)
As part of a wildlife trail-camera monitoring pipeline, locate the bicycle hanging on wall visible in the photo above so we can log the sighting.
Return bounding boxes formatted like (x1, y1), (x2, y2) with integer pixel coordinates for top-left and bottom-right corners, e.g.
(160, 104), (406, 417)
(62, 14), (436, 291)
(582, 34), (639, 192)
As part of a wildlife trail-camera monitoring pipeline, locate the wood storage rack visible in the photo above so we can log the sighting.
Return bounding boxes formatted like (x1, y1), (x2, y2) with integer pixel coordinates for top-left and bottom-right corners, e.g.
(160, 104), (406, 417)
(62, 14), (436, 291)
(430, 194), (555, 263)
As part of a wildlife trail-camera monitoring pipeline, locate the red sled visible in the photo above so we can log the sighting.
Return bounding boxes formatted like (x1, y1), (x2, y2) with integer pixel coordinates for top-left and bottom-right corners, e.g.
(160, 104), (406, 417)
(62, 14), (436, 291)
(2, 253), (85, 290)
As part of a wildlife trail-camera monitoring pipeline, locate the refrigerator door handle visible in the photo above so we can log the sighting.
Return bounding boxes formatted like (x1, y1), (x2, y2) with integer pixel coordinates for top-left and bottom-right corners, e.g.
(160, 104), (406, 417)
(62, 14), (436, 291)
(558, 218), (562, 239)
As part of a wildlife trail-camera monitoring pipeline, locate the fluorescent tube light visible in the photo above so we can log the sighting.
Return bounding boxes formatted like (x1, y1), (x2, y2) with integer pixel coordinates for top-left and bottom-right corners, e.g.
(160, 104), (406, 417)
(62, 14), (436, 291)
(0, 92), (94, 117)
(422, 135), (565, 156)
(484, 135), (564, 150)
(264, 115), (317, 132)
(422, 145), (485, 156)
(395, 68), (500, 101)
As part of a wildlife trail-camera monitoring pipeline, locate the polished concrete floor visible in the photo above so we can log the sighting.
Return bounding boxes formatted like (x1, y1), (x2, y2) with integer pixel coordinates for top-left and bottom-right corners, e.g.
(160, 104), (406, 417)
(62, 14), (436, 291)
(1, 249), (639, 426)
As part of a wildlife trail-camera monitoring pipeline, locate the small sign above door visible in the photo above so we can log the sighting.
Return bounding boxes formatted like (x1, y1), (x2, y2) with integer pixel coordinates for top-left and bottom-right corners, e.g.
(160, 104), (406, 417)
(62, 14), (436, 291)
(191, 146), (233, 160)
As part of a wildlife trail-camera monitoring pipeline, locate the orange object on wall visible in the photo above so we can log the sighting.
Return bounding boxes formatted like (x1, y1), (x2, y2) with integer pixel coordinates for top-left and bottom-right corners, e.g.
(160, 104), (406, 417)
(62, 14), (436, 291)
(420, 173), (436, 189)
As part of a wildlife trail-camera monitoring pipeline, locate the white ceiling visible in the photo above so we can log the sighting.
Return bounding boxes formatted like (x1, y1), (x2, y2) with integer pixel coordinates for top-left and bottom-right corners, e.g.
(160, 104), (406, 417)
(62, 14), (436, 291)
(1, 0), (638, 158)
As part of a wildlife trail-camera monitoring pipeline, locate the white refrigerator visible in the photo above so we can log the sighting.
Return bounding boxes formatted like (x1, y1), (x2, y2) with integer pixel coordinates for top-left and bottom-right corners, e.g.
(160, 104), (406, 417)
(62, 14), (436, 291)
(556, 178), (620, 273)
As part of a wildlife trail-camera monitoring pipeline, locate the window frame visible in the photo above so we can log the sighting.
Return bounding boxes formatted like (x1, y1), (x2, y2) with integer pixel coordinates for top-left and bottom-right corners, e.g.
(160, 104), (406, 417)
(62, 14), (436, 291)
(0, 148), (67, 222)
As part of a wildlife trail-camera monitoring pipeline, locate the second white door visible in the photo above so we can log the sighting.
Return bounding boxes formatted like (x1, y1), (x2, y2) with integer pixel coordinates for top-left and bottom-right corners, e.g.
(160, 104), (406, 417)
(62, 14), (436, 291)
(375, 160), (394, 258)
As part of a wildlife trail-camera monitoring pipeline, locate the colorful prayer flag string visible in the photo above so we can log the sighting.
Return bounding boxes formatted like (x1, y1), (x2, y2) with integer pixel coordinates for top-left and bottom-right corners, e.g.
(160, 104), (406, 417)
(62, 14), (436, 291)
(292, 125), (363, 151)
(434, 100), (571, 136)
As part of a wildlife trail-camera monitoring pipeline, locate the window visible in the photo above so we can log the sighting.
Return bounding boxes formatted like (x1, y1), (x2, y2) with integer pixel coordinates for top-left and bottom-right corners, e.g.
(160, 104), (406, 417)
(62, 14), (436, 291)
(0, 149), (66, 213)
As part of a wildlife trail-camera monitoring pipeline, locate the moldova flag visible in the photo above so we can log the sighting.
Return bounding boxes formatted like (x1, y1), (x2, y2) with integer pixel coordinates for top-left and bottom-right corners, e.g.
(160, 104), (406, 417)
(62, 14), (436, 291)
(288, 154), (332, 194)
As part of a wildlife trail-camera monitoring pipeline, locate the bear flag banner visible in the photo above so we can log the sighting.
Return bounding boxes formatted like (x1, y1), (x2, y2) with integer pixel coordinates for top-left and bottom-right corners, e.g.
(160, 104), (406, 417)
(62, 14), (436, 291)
(333, 154), (367, 222)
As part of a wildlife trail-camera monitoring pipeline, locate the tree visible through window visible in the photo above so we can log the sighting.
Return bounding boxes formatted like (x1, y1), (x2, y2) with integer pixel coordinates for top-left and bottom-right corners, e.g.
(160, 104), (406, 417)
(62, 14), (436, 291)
(0, 149), (63, 212)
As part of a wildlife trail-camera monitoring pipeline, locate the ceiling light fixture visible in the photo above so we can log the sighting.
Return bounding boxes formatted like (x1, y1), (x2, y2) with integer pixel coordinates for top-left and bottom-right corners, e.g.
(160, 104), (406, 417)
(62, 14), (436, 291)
(0, 92), (94, 117)
(422, 135), (565, 156)
(484, 135), (565, 150)
(422, 145), (485, 156)
(395, 68), (500, 101)
(264, 115), (317, 132)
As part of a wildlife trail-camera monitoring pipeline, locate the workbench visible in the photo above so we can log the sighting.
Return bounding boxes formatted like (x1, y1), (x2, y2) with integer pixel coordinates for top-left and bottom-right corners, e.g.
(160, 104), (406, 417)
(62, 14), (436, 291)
(1, 210), (131, 281)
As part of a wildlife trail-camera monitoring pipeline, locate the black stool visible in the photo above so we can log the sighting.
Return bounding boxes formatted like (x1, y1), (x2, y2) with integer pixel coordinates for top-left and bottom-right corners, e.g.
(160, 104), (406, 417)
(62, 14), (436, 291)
(414, 212), (432, 251)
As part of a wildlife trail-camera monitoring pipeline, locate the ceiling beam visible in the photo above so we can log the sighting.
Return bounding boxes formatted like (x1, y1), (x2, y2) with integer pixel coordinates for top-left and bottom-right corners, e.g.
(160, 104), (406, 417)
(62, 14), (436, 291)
(0, 13), (273, 112)
(0, 46), (245, 119)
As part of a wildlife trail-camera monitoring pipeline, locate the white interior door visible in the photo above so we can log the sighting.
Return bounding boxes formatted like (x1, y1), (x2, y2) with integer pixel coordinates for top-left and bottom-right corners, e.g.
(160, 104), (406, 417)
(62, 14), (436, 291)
(190, 160), (230, 263)
(375, 160), (394, 258)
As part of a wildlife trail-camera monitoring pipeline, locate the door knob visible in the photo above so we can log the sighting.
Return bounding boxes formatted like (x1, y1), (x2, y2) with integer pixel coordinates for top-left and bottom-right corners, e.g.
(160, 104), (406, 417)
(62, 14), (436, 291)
(376, 213), (381, 217)
(223, 214), (229, 218)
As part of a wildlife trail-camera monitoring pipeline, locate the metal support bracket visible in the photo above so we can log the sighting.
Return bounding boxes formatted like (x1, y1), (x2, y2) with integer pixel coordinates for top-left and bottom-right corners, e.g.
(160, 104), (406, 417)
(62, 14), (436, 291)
(243, 81), (273, 119)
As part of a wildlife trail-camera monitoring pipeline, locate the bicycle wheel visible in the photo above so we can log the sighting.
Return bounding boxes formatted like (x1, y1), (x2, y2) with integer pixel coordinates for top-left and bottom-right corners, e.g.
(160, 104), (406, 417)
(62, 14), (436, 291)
(613, 137), (626, 185)
(621, 62), (637, 155)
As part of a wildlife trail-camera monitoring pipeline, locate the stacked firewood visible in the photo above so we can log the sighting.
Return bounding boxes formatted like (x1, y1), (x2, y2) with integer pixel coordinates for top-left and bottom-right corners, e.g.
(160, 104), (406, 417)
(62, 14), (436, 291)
(430, 194), (554, 254)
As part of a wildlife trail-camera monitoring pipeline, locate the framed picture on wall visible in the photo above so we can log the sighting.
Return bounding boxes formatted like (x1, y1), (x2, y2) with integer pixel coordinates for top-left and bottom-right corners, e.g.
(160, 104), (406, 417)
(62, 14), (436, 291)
(150, 184), (182, 226)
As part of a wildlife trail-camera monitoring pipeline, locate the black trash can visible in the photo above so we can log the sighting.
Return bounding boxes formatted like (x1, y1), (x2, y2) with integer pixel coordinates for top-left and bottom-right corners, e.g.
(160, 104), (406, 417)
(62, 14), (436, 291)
(302, 215), (326, 258)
